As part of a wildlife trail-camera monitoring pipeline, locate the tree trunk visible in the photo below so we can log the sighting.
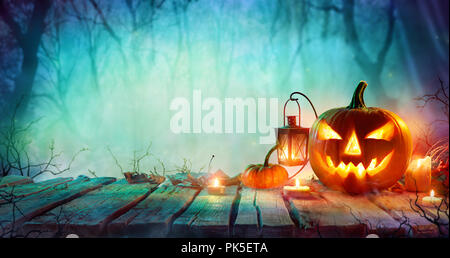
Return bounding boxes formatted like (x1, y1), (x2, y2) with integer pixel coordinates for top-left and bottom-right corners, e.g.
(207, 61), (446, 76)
(342, 0), (395, 106)
(0, 0), (52, 117)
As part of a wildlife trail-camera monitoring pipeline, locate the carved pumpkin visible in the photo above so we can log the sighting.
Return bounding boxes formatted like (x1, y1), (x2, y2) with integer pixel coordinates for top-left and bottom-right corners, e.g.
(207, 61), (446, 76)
(241, 145), (289, 189)
(308, 81), (412, 194)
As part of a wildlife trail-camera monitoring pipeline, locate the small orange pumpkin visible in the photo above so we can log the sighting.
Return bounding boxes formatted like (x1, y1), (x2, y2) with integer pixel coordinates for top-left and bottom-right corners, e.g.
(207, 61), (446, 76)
(308, 81), (412, 194)
(241, 145), (289, 189)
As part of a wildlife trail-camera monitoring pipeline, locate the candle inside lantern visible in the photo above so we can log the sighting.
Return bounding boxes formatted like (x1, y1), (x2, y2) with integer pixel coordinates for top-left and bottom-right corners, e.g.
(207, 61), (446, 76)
(283, 178), (311, 198)
(207, 178), (225, 195)
(405, 156), (431, 192)
(422, 189), (443, 206)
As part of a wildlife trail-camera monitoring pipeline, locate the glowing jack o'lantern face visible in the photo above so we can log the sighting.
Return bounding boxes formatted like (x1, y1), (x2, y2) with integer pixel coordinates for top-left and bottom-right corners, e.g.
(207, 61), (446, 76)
(308, 82), (412, 194)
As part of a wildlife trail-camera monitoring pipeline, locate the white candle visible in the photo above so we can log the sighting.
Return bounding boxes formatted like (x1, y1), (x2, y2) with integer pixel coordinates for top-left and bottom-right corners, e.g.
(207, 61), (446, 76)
(405, 156), (431, 192)
(283, 178), (311, 198)
(422, 190), (443, 206)
(207, 178), (225, 195)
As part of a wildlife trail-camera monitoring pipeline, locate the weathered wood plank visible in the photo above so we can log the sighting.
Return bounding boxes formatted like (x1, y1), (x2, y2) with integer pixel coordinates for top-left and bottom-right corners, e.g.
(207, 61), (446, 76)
(285, 193), (366, 238)
(393, 191), (448, 236)
(232, 187), (259, 237)
(318, 189), (404, 237)
(171, 186), (238, 237)
(0, 177), (73, 203)
(368, 191), (439, 237)
(23, 179), (157, 237)
(107, 184), (201, 237)
(0, 175), (33, 188)
(413, 193), (449, 228)
(255, 188), (296, 237)
(233, 187), (297, 237)
(0, 176), (115, 237)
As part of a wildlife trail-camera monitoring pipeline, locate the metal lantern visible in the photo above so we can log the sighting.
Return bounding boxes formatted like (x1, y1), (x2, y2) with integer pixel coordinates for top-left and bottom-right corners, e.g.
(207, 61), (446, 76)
(276, 92), (318, 167)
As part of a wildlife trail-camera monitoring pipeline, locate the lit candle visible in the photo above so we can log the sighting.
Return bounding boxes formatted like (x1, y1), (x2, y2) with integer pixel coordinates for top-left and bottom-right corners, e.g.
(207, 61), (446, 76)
(283, 178), (311, 198)
(422, 190), (443, 206)
(207, 178), (225, 195)
(405, 156), (431, 192)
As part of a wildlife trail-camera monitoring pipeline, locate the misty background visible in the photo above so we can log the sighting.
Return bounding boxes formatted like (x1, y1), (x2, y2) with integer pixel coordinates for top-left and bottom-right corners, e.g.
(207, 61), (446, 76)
(0, 0), (448, 180)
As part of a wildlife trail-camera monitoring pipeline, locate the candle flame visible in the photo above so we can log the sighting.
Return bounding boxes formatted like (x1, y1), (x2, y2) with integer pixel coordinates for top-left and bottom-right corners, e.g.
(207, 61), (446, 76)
(430, 189), (435, 198)
(213, 178), (219, 187)
(295, 178), (300, 188)
(417, 158), (423, 168)
(281, 146), (300, 162)
(415, 156), (430, 169)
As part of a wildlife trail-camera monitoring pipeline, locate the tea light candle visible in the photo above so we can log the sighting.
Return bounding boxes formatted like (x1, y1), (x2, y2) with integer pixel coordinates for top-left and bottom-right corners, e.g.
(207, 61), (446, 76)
(283, 178), (311, 198)
(207, 178), (225, 195)
(422, 190), (443, 206)
(405, 156), (431, 192)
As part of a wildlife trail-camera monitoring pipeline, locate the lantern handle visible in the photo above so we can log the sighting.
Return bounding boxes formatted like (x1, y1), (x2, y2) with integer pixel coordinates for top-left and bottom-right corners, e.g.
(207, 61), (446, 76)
(289, 92), (319, 119)
(284, 92), (316, 181)
(283, 99), (301, 126)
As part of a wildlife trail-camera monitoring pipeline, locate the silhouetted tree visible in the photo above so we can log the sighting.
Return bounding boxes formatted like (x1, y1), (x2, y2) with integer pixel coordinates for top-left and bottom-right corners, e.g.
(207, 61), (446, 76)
(0, 0), (52, 117)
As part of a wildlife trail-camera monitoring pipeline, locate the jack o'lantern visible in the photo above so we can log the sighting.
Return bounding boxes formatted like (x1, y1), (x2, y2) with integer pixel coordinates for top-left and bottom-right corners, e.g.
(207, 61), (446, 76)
(241, 145), (289, 189)
(308, 81), (412, 194)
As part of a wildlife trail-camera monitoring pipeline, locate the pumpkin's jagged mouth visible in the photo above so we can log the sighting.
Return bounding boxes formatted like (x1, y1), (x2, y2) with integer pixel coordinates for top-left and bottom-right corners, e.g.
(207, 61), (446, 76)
(325, 151), (394, 179)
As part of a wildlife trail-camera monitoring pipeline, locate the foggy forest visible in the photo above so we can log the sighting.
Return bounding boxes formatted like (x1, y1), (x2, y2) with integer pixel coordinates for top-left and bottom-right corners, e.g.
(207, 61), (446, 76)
(0, 0), (448, 180)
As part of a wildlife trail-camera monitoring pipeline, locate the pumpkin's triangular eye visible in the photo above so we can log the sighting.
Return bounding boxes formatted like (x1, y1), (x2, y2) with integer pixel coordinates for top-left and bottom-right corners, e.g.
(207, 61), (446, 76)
(365, 121), (395, 140)
(318, 121), (342, 140)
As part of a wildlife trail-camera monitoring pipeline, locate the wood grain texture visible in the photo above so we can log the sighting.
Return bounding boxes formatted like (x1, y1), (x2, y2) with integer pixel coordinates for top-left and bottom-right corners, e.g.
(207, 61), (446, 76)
(0, 175), (33, 188)
(107, 184), (201, 237)
(319, 190), (404, 237)
(23, 179), (156, 237)
(233, 187), (297, 237)
(0, 176), (115, 237)
(285, 194), (366, 237)
(171, 185), (238, 237)
(368, 191), (440, 237)
(255, 188), (296, 237)
(0, 177), (73, 203)
(395, 191), (448, 237)
(232, 187), (259, 237)
(0, 175), (441, 238)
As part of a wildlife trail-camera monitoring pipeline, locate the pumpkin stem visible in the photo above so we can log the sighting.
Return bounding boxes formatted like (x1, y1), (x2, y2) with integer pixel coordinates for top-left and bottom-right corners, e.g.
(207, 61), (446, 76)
(263, 144), (278, 167)
(347, 81), (368, 109)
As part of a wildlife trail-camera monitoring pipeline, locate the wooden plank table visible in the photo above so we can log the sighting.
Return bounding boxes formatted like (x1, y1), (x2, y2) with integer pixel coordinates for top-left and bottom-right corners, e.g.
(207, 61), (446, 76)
(0, 176), (115, 237)
(0, 175), (33, 188)
(234, 188), (296, 237)
(23, 179), (156, 237)
(285, 193), (366, 237)
(368, 191), (441, 237)
(171, 186), (239, 237)
(318, 190), (403, 237)
(107, 183), (201, 237)
(0, 175), (446, 238)
(0, 177), (73, 203)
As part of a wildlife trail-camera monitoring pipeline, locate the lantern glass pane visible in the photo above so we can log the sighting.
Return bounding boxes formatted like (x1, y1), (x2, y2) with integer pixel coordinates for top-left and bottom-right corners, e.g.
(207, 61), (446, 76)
(291, 133), (308, 164)
(277, 133), (289, 163)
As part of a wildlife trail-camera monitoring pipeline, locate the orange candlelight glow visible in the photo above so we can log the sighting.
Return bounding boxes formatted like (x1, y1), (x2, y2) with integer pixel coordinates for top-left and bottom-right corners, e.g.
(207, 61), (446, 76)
(422, 188), (442, 206)
(344, 131), (362, 156)
(207, 177), (225, 195)
(283, 177), (311, 198)
(405, 156), (431, 192)
(325, 151), (394, 179)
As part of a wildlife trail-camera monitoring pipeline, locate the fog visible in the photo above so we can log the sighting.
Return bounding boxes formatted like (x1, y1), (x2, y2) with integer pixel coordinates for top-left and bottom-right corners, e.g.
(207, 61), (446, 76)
(1, 0), (448, 180)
